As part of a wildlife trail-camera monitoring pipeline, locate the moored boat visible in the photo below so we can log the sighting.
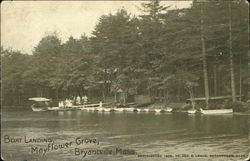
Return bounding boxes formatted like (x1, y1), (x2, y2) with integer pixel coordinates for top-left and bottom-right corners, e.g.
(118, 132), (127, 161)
(198, 109), (233, 115)
(114, 108), (125, 112)
(29, 97), (51, 111)
(187, 110), (196, 114)
(103, 108), (111, 112)
(138, 108), (149, 112)
(155, 109), (168, 113)
(47, 107), (60, 111)
(31, 105), (47, 112)
(133, 108), (140, 112)
(123, 108), (135, 112)
(97, 107), (105, 112)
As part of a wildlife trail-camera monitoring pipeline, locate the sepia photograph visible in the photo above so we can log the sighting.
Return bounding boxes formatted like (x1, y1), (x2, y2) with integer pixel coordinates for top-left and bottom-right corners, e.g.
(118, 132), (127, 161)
(1, 0), (249, 161)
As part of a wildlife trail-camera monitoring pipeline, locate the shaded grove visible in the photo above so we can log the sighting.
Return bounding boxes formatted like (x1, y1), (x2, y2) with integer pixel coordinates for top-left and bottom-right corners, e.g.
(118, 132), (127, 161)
(1, 1), (248, 108)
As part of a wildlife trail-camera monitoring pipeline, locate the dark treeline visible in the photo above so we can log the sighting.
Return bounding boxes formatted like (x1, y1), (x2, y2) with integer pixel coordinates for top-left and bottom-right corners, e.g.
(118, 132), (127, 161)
(1, 1), (248, 107)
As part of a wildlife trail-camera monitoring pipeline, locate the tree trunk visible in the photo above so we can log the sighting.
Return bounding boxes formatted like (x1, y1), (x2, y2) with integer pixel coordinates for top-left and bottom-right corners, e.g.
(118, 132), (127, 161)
(114, 92), (117, 103)
(18, 94), (21, 105)
(102, 87), (105, 102)
(248, 47), (250, 101)
(228, 1), (236, 102)
(56, 88), (59, 100)
(200, 3), (210, 108)
(213, 57), (217, 96)
(177, 85), (181, 102)
(239, 52), (242, 101)
(186, 86), (195, 109)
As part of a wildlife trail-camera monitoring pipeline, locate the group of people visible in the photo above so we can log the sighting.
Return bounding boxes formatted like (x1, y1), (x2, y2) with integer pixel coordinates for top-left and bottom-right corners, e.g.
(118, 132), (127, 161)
(58, 95), (88, 108)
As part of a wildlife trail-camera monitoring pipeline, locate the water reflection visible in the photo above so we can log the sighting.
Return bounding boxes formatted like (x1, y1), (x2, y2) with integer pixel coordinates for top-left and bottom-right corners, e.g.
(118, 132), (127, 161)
(2, 110), (249, 161)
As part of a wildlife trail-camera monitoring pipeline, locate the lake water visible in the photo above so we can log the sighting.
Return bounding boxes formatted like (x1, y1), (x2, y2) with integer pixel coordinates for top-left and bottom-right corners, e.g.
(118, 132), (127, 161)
(1, 109), (249, 161)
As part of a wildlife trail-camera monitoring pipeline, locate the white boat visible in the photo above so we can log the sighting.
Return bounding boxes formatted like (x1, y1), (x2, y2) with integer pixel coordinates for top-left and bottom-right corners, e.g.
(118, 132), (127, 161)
(80, 107), (91, 111)
(79, 107), (86, 110)
(123, 108), (135, 112)
(103, 108), (111, 112)
(139, 108), (149, 112)
(133, 108), (140, 112)
(199, 109), (233, 115)
(166, 108), (173, 112)
(97, 107), (105, 112)
(88, 108), (95, 111)
(148, 109), (156, 112)
(47, 107), (60, 111)
(31, 106), (47, 112)
(187, 110), (196, 114)
(29, 97), (51, 111)
(115, 108), (124, 112)
(155, 109), (165, 113)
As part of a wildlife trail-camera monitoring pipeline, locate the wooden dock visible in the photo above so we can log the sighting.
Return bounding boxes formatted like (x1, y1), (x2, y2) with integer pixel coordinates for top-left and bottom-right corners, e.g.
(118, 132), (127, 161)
(74, 103), (110, 108)
(187, 95), (242, 101)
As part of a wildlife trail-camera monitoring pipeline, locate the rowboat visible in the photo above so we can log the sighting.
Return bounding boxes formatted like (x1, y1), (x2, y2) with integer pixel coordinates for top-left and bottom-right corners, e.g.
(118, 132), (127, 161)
(31, 106), (47, 112)
(155, 109), (169, 113)
(97, 107), (105, 112)
(154, 109), (162, 113)
(49, 106), (79, 111)
(47, 107), (60, 111)
(114, 108), (125, 112)
(123, 108), (135, 112)
(166, 108), (173, 112)
(187, 110), (196, 114)
(29, 97), (51, 111)
(133, 108), (141, 112)
(102, 108), (115, 112)
(199, 109), (233, 115)
(138, 108), (150, 112)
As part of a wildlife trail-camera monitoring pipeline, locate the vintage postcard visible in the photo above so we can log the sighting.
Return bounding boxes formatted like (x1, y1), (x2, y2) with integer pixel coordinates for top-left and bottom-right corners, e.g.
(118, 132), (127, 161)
(1, 1), (249, 161)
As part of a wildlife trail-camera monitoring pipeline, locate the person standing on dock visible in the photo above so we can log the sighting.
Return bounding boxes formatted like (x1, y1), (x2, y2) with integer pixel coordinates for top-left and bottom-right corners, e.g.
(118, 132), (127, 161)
(76, 96), (81, 105)
(82, 95), (88, 104)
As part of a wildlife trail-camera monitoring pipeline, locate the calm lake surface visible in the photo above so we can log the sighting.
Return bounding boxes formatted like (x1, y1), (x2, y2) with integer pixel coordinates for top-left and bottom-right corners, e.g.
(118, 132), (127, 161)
(2, 108), (249, 161)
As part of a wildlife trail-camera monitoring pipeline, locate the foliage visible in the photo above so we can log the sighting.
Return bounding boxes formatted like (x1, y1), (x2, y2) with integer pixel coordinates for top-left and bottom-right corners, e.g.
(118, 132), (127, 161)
(1, 1), (248, 107)
(223, 101), (249, 112)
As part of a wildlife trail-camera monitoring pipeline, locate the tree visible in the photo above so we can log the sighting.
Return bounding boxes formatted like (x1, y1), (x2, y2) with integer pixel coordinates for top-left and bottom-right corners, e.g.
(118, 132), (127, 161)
(31, 33), (62, 97)
(228, 1), (236, 102)
(91, 9), (140, 100)
(200, 2), (210, 107)
(1, 48), (32, 105)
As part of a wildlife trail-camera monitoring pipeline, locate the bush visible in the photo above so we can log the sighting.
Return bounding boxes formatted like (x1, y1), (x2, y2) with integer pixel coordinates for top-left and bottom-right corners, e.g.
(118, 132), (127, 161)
(208, 102), (225, 110)
(224, 101), (249, 112)
(195, 100), (230, 110)
(195, 101), (206, 109)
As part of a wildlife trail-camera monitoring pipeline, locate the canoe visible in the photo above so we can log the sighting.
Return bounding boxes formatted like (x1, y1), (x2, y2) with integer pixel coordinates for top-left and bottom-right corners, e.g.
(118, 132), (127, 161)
(103, 108), (111, 112)
(187, 110), (196, 114)
(123, 108), (135, 112)
(114, 108), (124, 112)
(171, 111), (189, 114)
(31, 107), (47, 112)
(88, 108), (95, 111)
(133, 108), (140, 112)
(138, 108), (149, 112)
(80, 107), (92, 111)
(148, 109), (156, 112)
(155, 109), (167, 113)
(155, 109), (161, 113)
(166, 108), (173, 112)
(49, 106), (79, 111)
(97, 108), (105, 112)
(47, 107), (60, 111)
(199, 109), (233, 115)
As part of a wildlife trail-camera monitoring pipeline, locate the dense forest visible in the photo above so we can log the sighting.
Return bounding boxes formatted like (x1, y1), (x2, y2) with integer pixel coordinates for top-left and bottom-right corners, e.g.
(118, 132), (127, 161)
(1, 1), (249, 108)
